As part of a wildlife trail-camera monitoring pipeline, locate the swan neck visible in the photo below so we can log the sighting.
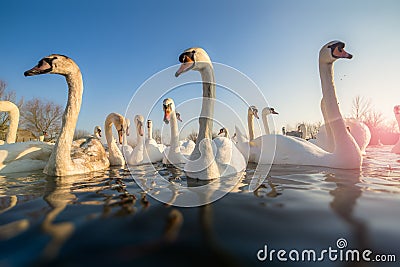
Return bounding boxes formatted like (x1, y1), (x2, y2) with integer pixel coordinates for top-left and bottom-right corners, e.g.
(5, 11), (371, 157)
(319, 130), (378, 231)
(136, 127), (144, 147)
(262, 113), (270, 135)
(248, 113), (255, 140)
(104, 116), (114, 146)
(50, 70), (83, 169)
(148, 123), (153, 139)
(6, 105), (19, 143)
(169, 112), (180, 147)
(198, 65), (215, 141)
(319, 61), (353, 148)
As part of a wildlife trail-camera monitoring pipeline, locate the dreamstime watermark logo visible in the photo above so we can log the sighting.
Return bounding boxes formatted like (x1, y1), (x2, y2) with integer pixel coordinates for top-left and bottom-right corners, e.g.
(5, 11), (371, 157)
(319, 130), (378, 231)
(257, 238), (397, 263)
(124, 62), (276, 207)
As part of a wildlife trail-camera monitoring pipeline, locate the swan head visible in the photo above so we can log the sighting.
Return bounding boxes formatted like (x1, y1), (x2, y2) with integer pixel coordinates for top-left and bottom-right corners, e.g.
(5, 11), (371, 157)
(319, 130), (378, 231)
(134, 115), (144, 137)
(94, 126), (102, 138)
(218, 127), (229, 138)
(175, 47), (212, 77)
(24, 54), (79, 77)
(113, 114), (126, 144)
(319, 41), (353, 64)
(176, 112), (183, 122)
(248, 106), (259, 119)
(262, 107), (279, 116)
(163, 98), (176, 124)
(394, 105), (400, 115)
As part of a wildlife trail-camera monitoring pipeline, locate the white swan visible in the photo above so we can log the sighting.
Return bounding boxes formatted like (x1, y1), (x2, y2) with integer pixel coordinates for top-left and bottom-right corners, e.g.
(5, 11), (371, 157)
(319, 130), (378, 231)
(174, 112), (196, 150)
(311, 118), (371, 153)
(235, 106), (279, 162)
(286, 124), (307, 139)
(162, 98), (195, 164)
(24, 54), (110, 176)
(125, 115), (147, 165)
(391, 105), (400, 153)
(234, 106), (260, 162)
(0, 100), (54, 174)
(119, 118), (133, 157)
(175, 47), (246, 179)
(218, 127), (231, 138)
(145, 119), (164, 163)
(105, 113), (126, 166)
(252, 41), (362, 169)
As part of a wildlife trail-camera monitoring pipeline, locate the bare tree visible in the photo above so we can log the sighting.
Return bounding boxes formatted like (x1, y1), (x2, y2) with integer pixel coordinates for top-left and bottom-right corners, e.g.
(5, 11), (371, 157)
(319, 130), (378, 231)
(21, 98), (63, 138)
(74, 129), (90, 140)
(302, 121), (322, 139)
(364, 110), (385, 129)
(187, 130), (198, 143)
(0, 80), (24, 138)
(381, 119), (398, 134)
(351, 95), (372, 121)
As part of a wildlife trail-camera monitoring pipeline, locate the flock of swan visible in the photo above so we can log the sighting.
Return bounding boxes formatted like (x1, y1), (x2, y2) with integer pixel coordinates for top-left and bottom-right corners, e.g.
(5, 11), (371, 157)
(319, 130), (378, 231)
(0, 41), (398, 180)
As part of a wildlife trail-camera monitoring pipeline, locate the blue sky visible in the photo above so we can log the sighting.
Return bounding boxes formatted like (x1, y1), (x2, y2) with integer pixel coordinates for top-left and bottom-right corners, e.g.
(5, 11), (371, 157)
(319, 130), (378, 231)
(1, 0), (399, 140)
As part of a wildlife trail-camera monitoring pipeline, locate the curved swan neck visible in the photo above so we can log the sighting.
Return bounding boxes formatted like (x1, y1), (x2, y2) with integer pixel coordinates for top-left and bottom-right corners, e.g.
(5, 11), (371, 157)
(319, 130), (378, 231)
(0, 101), (19, 143)
(104, 115), (115, 146)
(49, 70), (83, 171)
(262, 112), (270, 135)
(7, 108), (19, 143)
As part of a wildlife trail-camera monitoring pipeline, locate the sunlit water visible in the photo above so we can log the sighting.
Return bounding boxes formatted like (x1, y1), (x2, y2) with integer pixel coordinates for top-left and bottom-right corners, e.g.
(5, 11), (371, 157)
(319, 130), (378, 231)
(0, 146), (399, 266)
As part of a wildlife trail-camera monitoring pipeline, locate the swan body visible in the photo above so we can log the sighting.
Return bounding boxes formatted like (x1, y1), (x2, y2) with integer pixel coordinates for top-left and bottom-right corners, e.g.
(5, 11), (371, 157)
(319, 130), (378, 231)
(24, 54), (109, 176)
(212, 127), (246, 175)
(391, 105), (400, 153)
(311, 118), (371, 153)
(0, 141), (54, 174)
(175, 48), (246, 179)
(145, 120), (164, 163)
(253, 41), (361, 169)
(0, 100), (54, 174)
(162, 99), (194, 164)
(105, 113), (126, 166)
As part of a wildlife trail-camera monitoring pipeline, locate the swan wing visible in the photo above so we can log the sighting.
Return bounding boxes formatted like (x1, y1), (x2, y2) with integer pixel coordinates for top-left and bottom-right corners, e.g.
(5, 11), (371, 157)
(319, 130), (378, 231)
(71, 137), (110, 171)
(0, 141), (54, 174)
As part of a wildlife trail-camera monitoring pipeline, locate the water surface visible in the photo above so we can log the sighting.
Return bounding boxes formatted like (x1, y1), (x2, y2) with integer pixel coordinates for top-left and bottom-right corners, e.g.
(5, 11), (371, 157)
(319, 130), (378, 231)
(0, 146), (399, 266)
